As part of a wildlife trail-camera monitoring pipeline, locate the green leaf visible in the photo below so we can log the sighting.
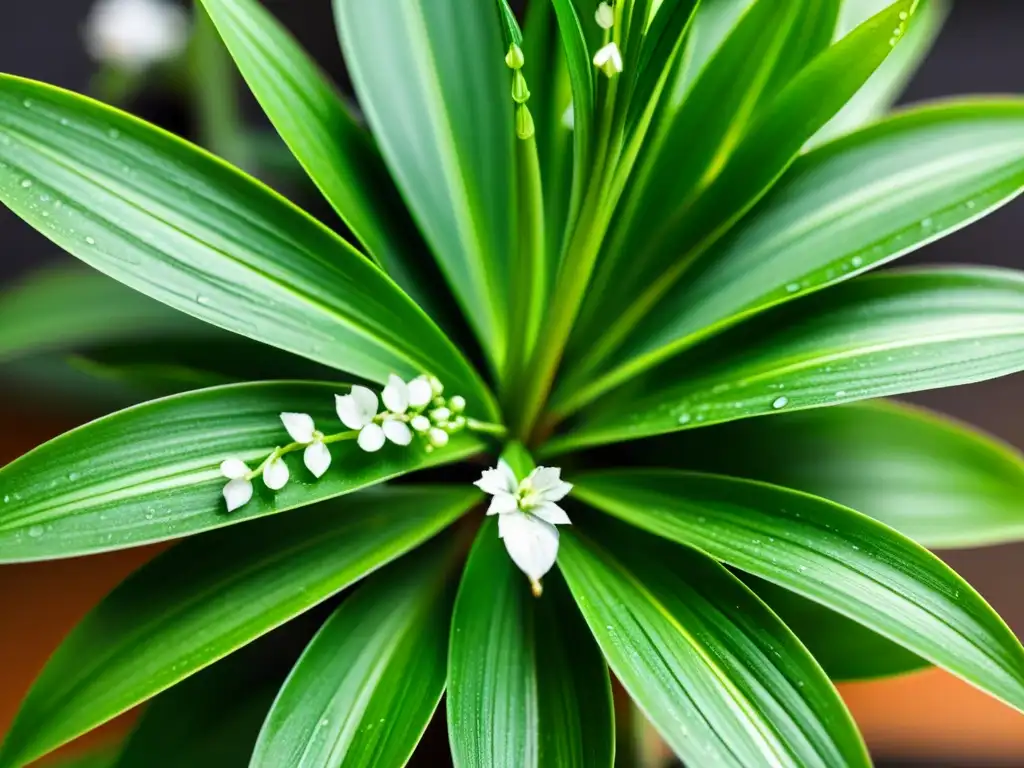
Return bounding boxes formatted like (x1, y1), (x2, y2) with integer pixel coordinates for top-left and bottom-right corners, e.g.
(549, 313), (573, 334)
(195, 0), (455, 328)
(548, 0), (595, 232)
(811, 0), (948, 146)
(569, 0), (908, 383)
(639, 400), (1024, 549)
(114, 646), (281, 768)
(251, 536), (459, 768)
(0, 485), (477, 768)
(0, 266), (207, 364)
(448, 518), (614, 768)
(334, 0), (514, 372)
(612, 100), (1024, 377)
(494, 0), (524, 47)
(0, 74), (496, 419)
(547, 268), (1024, 453)
(573, 470), (1024, 713)
(742, 575), (928, 682)
(559, 520), (868, 767)
(0, 382), (483, 562)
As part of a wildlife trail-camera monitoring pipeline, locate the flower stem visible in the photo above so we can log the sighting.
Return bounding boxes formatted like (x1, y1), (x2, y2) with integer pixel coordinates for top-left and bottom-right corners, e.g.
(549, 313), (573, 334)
(466, 419), (508, 438)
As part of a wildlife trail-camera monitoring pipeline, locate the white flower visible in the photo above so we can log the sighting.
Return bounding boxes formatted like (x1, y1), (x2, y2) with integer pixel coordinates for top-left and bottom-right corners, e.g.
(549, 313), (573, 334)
(593, 42), (624, 77)
(83, 0), (190, 71)
(595, 2), (615, 29)
(562, 102), (575, 131)
(220, 458), (253, 513)
(263, 455), (289, 491)
(280, 413), (331, 478)
(475, 461), (573, 595)
(335, 385), (386, 452)
(383, 374), (434, 413)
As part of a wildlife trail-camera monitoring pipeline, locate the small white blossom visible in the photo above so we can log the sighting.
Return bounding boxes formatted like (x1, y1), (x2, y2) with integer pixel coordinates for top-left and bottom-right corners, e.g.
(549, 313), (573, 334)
(263, 455), (289, 491)
(593, 42), (624, 77)
(280, 412), (331, 478)
(475, 461), (573, 595)
(220, 458), (253, 513)
(595, 2), (615, 29)
(84, 0), (190, 71)
(336, 385), (388, 453)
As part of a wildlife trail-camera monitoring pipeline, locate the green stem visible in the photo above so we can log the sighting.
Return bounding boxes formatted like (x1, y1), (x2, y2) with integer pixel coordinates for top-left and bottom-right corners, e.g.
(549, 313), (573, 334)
(190, 3), (250, 169)
(467, 419), (509, 438)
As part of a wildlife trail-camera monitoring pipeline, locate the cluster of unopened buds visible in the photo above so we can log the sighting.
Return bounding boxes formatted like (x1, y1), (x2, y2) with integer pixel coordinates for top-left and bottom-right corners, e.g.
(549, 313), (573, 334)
(219, 374), (467, 512)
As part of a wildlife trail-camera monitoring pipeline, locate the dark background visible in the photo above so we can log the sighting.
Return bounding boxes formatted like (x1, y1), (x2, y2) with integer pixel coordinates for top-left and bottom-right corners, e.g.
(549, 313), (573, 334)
(2, 1), (1023, 764)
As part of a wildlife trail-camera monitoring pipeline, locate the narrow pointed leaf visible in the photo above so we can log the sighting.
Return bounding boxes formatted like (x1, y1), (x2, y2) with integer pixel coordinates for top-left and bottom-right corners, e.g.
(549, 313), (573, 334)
(548, 268), (1024, 452)
(251, 536), (459, 768)
(448, 519), (614, 768)
(559, 521), (868, 767)
(811, 0), (948, 146)
(0, 266), (207, 363)
(618, 100), (1024, 370)
(742, 575), (928, 682)
(114, 647), (282, 768)
(195, 0), (455, 326)
(573, 470), (1024, 713)
(0, 75), (496, 418)
(0, 382), (483, 562)
(0, 486), (477, 768)
(640, 400), (1024, 549)
(334, 0), (514, 371)
(570, 0), (910, 380)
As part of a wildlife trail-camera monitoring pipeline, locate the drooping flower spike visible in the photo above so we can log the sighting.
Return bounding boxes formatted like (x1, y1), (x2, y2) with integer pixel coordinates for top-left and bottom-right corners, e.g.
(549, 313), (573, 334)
(475, 460), (573, 596)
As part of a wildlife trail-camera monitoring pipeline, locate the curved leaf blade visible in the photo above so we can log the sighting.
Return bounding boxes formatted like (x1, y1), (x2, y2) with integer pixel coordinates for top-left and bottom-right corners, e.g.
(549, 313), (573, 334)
(334, 0), (514, 372)
(252, 536), (459, 768)
(0, 266), (207, 364)
(639, 400), (1024, 549)
(196, 0), (453, 325)
(559, 521), (868, 767)
(0, 74), (496, 418)
(573, 470), (1024, 713)
(0, 486), (477, 768)
(448, 518), (614, 768)
(0, 382), (483, 562)
(548, 268), (1024, 453)
(811, 0), (948, 146)
(620, 100), (1024, 369)
(742, 575), (928, 682)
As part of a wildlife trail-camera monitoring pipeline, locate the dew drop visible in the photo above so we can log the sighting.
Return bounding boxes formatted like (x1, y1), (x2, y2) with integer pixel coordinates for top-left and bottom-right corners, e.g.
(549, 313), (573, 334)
(921, 217), (933, 228)
(108, 128), (121, 140)
(785, 282), (800, 293)
(966, 199), (976, 209)
(20, 179), (32, 189)
(798, 565), (807, 573)
(899, 10), (908, 20)
(851, 255), (864, 268)
(892, 27), (903, 36)
(27, 525), (44, 539)
(2, 495), (8, 503)
(68, 471), (80, 481)
(60, 118), (69, 127)
(677, 413), (691, 425)
(835, 390), (847, 398)
(22, 99), (33, 109)
(772, 396), (789, 410)
(85, 236), (95, 245)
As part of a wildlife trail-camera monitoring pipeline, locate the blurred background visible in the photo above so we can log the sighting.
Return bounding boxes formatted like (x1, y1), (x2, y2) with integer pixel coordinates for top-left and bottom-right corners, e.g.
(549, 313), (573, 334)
(1, 0), (1023, 765)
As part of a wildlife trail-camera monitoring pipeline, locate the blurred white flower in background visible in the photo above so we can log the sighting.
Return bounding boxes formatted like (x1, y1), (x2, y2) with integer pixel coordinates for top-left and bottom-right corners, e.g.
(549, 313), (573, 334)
(84, 0), (190, 71)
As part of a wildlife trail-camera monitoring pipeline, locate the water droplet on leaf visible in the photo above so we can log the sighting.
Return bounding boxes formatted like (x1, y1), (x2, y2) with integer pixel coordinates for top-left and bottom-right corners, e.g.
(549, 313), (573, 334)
(772, 396), (789, 410)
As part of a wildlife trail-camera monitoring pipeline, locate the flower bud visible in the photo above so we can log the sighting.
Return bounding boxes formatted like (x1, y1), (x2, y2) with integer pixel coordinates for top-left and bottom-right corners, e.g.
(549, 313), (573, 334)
(516, 104), (535, 140)
(411, 415), (431, 433)
(511, 71), (531, 104)
(595, 2), (614, 30)
(431, 407), (452, 423)
(428, 428), (450, 448)
(429, 375), (444, 397)
(449, 395), (467, 414)
(505, 43), (525, 70)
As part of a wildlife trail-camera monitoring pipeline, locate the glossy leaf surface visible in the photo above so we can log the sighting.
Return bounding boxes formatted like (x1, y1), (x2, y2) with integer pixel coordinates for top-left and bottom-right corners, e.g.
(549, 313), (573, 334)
(620, 101), (1024, 369)
(573, 470), (1024, 713)
(448, 519), (614, 768)
(559, 521), (868, 767)
(0, 75), (494, 416)
(636, 400), (1024, 549)
(197, 0), (448, 323)
(252, 537), (458, 768)
(550, 268), (1024, 452)
(0, 382), (482, 562)
(334, 0), (513, 370)
(0, 486), (477, 768)
(812, 0), (948, 146)
(0, 267), (206, 363)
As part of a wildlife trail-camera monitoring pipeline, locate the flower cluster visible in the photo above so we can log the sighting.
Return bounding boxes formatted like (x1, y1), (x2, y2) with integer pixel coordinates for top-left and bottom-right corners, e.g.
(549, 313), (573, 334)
(504, 43), (535, 140)
(84, 0), (189, 72)
(219, 374), (469, 512)
(593, 1), (624, 78)
(476, 461), (573, 596)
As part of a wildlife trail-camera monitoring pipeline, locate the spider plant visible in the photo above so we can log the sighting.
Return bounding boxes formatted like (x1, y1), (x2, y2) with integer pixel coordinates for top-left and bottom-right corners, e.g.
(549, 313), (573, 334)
(1, 0), (1024, 765)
